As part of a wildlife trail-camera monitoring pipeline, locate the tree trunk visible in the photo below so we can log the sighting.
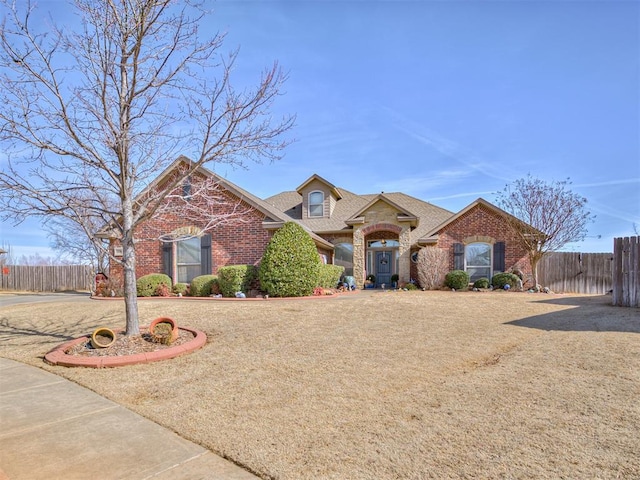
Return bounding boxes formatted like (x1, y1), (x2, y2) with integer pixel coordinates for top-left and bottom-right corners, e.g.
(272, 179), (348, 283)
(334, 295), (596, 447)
(121, 201), (140, 336)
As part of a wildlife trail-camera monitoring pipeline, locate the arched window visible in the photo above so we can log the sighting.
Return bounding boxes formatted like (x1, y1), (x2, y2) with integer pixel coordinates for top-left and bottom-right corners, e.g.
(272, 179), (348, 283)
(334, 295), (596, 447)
(334, 242), (353, 276)
(309, 191), (324, 217)
(465, 242), (492, 283)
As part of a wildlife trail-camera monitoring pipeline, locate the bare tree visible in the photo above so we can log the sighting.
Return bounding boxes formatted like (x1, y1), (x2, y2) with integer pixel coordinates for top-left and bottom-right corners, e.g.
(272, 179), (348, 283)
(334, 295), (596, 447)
(0, 0), (294, 334)
(416, 247), (448, 290)
(45, 215), (110, 273)
(495, 175), (594, 289)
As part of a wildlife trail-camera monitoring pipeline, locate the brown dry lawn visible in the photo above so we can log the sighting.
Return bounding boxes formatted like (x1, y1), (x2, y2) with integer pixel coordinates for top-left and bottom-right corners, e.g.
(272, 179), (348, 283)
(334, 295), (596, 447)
(1, 290), (639, 479)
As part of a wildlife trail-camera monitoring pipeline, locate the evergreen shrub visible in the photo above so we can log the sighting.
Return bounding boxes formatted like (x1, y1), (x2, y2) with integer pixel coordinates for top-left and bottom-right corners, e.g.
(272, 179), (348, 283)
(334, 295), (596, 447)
(136, 273), (172, 297)
(444, 270), (470, 290)
(473, 277), (491, 289)
(218, 265), (257, 297)
(258, 222), (321, 297)
(189, 275), (218, 297)
(317, 264), (344, 289)
(491, 272), (521, 290)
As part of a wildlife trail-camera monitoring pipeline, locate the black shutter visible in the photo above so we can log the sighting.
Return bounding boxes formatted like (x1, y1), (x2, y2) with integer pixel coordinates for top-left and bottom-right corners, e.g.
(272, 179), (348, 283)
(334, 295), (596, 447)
(493, 242), (505, 273)
(453, 243), (464, 271)
(162, 242), (173, 280)
(200, 234), (212, 275)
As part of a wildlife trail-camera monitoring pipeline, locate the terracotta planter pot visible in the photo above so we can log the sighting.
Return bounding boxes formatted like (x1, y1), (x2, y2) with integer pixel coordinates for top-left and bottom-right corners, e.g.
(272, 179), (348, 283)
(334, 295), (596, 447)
(90, 327), (116, 349)
(149, 317), (179, 345)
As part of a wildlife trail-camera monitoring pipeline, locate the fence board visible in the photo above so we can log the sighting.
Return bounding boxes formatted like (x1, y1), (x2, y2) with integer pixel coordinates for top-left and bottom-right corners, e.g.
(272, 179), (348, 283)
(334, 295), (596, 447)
(538, 252), (613, 294)
(0, 265), (93, 292)
(612, 236), (639, 307)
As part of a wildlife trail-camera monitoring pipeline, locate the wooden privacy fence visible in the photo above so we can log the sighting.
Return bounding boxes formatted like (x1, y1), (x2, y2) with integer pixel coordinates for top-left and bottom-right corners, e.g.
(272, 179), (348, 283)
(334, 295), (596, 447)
(537, 252), (613, 294)
(0, 265), (93, 292)
(612, 236), (639, 308)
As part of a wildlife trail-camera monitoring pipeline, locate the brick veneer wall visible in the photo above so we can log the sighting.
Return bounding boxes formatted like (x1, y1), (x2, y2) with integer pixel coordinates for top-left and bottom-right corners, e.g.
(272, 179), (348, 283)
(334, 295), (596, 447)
(436, 204), (533, 285)
(109, 179), (272, 281)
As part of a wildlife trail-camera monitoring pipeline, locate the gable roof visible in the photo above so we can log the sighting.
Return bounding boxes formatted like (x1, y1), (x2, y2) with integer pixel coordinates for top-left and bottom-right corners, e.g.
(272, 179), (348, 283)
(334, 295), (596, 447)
(97, 157), (334, 249)
(417, 197), (540, 244)
(266, 184), (454, 239)
(296, 174), (343, 200)
(345, 194), (419, 226)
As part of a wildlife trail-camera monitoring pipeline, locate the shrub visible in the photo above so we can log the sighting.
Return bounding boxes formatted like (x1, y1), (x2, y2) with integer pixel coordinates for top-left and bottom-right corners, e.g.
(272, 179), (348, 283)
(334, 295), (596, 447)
(218, 265), (257, 297)
(366, 274), (376, 284)
(317, 264), (344, 289)
(391, 274), (399, 284)
(172, 283), (189, 296)
(473, 277), (490, 289)
(491, 272), (521, 290)
(416, 247), (448, 290)
(444, 270), (470, 290)
(404, 283), (418, 290)
(136, 273), (172, 297)
(95, 277), (124, 297)
(189, 275), (218, 297)
(156, 283), (171, 297)
(258, 222), (321, 297)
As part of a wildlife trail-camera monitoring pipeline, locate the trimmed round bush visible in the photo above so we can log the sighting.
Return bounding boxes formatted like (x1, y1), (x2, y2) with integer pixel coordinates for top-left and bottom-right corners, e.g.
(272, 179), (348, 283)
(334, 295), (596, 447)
(318, 264), (345, 289)
(217, 265), (257, 297)
(444, 270), (470, 290)
(258, 222), (321, 297)
(189, 275), (218, 297)
(136, 273), (172, 297)
(473, 277), (490, 289)
(491, 272), (521, 290)
(172, 283), (189, 296)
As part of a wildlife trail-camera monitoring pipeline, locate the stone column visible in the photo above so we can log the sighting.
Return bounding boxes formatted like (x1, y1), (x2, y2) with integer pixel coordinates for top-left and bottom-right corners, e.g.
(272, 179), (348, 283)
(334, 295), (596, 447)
(353, 227), (365, 289)
(398, 226), (412, 283)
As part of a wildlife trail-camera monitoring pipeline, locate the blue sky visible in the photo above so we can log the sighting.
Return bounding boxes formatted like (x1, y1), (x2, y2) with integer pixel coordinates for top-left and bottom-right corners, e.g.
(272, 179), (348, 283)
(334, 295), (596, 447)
(1, 0), (639, 261)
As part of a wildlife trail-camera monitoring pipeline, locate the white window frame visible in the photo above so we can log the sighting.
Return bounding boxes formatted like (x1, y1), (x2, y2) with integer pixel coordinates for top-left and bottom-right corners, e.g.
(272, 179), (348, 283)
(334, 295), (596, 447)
(176, 236), (201, 283)
(464, 242), (492, 283)
(308, 190), (324, 217)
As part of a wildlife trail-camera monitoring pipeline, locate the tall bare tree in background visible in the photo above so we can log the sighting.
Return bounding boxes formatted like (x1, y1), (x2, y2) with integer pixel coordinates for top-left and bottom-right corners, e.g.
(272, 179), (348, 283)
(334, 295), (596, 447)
(0, 0), (293, 334)
(495, 175), (594, 289)
(45, 215), (110, 273)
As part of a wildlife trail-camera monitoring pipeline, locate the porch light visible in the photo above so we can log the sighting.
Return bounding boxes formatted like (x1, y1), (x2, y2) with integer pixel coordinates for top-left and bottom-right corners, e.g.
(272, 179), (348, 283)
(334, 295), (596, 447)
(381, 239), (387, 246)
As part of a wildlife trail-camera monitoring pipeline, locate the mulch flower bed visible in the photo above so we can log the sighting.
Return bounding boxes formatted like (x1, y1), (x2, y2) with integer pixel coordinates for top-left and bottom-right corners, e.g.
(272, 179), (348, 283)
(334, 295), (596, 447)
(66, 328), (195, 357)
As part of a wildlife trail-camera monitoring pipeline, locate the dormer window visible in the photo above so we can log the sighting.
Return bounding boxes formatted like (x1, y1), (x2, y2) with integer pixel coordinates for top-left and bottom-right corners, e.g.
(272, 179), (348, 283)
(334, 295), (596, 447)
(309, 191), (324, 217)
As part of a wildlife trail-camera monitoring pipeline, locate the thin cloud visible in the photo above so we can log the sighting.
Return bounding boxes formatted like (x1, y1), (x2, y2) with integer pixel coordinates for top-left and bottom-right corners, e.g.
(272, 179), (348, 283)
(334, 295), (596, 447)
(384, 107), (514, 182)
(574, 178), (640, 188)
(377, 169), (472, 194)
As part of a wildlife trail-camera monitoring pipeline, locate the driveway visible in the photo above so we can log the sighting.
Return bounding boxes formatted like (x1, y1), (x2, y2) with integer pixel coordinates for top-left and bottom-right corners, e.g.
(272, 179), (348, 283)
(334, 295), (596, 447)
(0, 292), (91, 307)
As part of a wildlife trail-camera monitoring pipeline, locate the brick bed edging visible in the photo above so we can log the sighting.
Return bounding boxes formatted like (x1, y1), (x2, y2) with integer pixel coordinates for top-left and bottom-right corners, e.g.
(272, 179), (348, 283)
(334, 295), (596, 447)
(44, 327), (207, 368)
(90, 290), (361, 301)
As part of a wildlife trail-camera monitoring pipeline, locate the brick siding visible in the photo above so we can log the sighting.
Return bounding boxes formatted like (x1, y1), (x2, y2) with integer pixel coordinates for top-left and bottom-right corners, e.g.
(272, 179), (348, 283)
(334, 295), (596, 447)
(436, 204), (532, 284)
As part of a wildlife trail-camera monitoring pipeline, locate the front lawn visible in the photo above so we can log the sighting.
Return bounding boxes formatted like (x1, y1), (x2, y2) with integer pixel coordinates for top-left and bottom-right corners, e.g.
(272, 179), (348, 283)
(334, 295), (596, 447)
(1, 291), (638, 479)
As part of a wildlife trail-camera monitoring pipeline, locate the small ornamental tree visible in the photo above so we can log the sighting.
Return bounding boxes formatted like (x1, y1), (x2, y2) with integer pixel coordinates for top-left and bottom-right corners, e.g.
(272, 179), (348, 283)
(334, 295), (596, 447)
(495, 175), (594, 288)
(258, 222), (321, 297)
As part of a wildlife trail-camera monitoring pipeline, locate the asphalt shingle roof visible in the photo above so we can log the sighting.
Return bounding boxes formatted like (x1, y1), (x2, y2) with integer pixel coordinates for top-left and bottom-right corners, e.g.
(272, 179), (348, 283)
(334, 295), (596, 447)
(265, 185), (454, 240)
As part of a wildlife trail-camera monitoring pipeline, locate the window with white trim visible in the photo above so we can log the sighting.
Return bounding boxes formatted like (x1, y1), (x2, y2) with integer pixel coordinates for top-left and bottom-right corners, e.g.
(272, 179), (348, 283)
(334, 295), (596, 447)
(465, 242), (492, 283)
(176, 236), (201, 283)
(308, 191), (324, 217)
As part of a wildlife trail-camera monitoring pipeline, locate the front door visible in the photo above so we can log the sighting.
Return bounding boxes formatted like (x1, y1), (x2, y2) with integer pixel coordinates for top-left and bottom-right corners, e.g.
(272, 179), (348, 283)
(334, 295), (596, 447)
(376, 250), (392, 287)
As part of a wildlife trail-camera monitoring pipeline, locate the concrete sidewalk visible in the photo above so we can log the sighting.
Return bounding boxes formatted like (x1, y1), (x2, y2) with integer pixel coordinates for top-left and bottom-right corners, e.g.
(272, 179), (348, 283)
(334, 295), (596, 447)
(0, 357), (258, 480)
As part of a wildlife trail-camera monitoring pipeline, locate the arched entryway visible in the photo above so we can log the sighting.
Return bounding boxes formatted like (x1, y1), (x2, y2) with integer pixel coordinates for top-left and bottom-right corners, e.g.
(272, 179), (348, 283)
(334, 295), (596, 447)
(366, 238), (400, 287)
(363, 224), (402, 287)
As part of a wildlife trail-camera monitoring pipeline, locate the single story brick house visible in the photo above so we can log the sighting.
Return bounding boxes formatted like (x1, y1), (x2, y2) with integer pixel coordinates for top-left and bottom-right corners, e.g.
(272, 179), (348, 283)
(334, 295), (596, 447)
(104, 157), (533, 289)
